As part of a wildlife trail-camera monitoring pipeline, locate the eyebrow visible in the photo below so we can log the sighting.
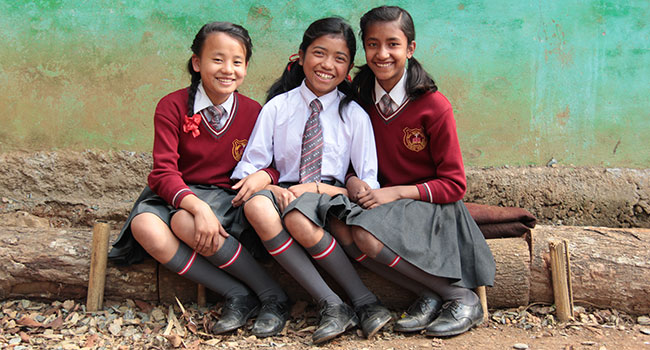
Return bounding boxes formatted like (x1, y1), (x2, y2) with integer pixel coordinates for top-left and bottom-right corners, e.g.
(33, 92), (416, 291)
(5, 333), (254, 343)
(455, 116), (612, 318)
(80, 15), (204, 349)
(312, 45), (349, 59)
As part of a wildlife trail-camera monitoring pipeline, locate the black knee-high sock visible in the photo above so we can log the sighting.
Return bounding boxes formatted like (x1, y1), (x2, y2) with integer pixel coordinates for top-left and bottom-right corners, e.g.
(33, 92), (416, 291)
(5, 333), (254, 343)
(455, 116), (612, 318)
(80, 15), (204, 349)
(341, 242), (437, 299)
(306, 232), (377, 307)
(263, 230), (341, 305)
(164, 242), (249, 298)
(374, 246), (477, 304)
(206, 236), (287, 302)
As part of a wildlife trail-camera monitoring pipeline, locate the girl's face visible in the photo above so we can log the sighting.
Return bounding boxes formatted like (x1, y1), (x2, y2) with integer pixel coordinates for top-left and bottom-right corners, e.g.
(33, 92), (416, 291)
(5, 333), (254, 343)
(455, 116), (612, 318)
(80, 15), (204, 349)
(363, 20), (415, 93)
(191, 32), (248, 105)
(299, 34), (352, 97)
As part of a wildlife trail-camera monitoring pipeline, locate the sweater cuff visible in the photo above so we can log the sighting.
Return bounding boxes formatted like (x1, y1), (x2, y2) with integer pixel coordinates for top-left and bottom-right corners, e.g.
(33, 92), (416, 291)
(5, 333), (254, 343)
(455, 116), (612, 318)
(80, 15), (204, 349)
(261, 167), (280, 185)
(172, 188), (195, 208)
(416, 183), (433, 202)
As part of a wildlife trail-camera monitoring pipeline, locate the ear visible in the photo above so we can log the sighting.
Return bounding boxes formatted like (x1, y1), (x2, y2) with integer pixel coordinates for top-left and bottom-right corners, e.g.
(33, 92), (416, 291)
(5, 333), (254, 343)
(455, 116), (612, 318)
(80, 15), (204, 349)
(298, 49), (305, 66)
(191, 54), (201, 73)
(406, 40), (416, 59)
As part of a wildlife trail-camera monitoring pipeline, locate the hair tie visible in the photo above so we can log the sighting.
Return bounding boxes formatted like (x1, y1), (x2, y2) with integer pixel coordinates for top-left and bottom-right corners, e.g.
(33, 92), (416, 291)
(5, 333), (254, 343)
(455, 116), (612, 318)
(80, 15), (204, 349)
(346, 74), (352, 82)
(287, 53), (300, 71)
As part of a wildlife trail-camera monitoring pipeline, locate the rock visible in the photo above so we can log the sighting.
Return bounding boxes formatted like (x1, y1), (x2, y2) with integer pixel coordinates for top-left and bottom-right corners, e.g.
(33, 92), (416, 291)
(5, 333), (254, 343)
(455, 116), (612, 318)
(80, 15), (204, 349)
(513, 343), (529, 349)
(640, 328), (650, 335)
(638, 316), (650, 325)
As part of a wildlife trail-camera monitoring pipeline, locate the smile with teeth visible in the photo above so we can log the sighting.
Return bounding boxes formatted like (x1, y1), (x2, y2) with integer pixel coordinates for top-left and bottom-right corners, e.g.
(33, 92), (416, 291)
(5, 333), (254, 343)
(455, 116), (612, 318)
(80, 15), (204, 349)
(217, 78), (235, 84)
(315, 71), (334, 80)
(375, 62), (393, 68)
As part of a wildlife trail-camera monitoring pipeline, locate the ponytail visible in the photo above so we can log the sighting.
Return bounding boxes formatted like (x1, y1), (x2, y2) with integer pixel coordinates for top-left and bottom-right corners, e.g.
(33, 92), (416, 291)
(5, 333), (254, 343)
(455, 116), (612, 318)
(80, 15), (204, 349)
(405, 57), (437, 99)
(186, 59), (202, 117)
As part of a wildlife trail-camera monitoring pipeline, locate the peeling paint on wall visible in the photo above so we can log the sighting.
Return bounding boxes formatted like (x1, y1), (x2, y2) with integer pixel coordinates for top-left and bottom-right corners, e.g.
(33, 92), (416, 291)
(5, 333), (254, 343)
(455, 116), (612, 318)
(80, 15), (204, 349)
(0, 0), (648, 167)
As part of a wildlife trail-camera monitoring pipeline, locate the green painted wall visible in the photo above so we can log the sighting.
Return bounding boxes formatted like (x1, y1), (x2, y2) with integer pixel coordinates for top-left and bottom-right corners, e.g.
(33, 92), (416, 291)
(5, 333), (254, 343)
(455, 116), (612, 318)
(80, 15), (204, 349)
(1, 0), (648, 167)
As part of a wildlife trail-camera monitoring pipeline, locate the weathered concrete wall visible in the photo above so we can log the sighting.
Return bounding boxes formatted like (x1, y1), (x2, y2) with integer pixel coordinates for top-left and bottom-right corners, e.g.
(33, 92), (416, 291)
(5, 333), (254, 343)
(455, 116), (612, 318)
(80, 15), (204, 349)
(0, 1), (648, 167)
(0, 151), (648, 228)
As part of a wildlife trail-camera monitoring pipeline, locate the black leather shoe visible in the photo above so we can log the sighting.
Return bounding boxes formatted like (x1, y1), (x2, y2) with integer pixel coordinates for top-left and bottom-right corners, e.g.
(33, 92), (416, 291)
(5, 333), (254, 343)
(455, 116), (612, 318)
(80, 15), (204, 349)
(312, 302), (358, 344)
(394, 295), (443, 332)
(251, 297), (292, 337)
(424, 300), (483, 337)
(355, 301), (391, 338)
(212, 294), (260, 334)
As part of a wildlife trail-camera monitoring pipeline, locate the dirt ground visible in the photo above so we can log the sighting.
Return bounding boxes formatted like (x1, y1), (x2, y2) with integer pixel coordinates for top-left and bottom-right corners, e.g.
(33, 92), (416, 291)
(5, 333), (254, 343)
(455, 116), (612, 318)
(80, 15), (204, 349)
(2, 297), (650, 350)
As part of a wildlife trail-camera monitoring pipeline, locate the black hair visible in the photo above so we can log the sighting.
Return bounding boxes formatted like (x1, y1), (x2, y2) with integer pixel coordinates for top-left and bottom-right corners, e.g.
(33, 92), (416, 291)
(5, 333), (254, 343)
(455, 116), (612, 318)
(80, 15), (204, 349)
(266, 17), (356, 117)
(352, 6), (437, 106)
(186, 22), (253, 117)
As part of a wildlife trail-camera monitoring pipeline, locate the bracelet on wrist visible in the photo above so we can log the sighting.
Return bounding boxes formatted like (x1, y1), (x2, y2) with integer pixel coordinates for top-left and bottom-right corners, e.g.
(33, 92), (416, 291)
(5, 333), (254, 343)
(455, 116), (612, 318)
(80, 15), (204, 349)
(316, 181), (320, 194)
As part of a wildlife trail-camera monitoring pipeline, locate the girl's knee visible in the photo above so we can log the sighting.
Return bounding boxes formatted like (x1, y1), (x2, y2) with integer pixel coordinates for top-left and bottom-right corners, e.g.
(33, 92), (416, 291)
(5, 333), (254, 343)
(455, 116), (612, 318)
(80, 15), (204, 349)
(284, 210), (322, 247)
(328, 218), (353, 245)
(243, 195), (273, 220)
(131, 213), (176, 257)
(351, 227), (383, 257)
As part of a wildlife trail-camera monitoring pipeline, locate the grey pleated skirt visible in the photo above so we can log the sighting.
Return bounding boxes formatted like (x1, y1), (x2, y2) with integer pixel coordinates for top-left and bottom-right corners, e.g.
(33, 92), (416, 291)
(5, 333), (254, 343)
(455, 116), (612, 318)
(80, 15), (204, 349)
(286, 193), (496, 289)
(108, 184), (257, 266)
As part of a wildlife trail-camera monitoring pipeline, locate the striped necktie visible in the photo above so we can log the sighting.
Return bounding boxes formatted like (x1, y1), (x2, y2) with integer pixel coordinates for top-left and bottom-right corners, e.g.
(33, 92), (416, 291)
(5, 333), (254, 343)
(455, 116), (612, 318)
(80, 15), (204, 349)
(379, 93), (394, 115)
(205, 105), (227, 130)
(299, 99), (323, 183)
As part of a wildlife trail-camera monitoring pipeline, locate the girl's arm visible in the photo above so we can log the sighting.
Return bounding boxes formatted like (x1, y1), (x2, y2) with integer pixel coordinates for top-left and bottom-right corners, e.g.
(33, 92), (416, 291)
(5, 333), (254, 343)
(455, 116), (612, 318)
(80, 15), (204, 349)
(349, 104), (380, 190)
(415, 105), (466, 204)
(147, 99), (196, 208)
(231, 103), (277, 181)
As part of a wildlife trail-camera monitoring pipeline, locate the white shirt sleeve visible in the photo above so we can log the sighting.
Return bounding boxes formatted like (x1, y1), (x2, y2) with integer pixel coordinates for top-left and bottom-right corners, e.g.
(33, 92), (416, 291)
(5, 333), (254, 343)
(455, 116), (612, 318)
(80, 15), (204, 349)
(347, 103), (380, 189)
(231, 101), (277, 180)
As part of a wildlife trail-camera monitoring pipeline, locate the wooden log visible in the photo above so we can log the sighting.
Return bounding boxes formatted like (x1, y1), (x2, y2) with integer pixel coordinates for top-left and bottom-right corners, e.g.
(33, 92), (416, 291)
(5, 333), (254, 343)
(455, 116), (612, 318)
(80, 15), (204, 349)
(548, 239), (573, 321)
(531, 225), (650, 315)
(485, 237), (530, 308)
(86, 222), (111, 311)
(0, 226), (157, 302)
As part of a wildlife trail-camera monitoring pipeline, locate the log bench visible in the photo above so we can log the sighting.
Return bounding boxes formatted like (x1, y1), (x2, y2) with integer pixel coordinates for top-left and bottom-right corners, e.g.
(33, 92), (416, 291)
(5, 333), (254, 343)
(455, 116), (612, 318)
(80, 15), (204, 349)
(1, 225), (648, 315)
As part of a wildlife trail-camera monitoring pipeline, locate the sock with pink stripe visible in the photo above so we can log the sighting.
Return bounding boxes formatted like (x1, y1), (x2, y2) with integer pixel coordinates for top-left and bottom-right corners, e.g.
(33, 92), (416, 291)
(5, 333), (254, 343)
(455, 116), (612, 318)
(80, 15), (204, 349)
(342, 242), (435, 298)
(306, 232), (377, 307)
(263, 230), (341, 305)
(206, 236), (287, 302)
(375, 246), (478, 305)
(163, 241), (249, 297)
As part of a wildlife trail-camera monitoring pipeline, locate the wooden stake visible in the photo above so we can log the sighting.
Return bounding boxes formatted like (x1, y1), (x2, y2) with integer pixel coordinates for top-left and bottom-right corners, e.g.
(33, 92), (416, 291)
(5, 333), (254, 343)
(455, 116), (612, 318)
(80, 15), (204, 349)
(197, 284), (206, 307)
(476, 286), (489, 322)
(86, 222), (111, 312)
(549, 239), (574, 322)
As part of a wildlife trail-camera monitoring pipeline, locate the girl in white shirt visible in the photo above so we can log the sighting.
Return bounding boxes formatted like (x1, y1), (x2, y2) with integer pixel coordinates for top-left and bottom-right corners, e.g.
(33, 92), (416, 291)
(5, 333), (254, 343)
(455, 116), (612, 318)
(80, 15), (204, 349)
(231, 17), (390, 344)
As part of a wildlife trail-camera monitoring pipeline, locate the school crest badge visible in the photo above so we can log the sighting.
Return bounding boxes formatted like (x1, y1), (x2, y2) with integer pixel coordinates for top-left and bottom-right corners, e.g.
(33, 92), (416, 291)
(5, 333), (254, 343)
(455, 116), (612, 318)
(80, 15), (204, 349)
(403, 127), (427, 152)
(232, 139), (247, 161)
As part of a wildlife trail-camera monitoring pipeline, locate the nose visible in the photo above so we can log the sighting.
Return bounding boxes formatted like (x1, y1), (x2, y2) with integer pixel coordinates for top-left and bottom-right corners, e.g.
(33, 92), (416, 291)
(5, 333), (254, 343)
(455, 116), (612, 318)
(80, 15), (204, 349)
(221, 61), (234, 74)
(377, 45), (390, 59)
(320, 56), (334, 70)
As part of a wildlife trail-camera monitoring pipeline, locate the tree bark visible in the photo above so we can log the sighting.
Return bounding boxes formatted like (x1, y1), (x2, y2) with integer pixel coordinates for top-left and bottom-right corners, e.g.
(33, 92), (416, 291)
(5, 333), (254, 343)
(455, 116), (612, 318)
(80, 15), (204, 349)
(531, 225), (650, 314)
(3, 225), (649, 315)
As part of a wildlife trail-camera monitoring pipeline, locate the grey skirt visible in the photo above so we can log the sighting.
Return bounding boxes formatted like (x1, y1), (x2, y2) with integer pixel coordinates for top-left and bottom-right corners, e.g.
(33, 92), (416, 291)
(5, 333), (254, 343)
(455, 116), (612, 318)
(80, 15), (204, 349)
(108, 184), (257, 266)
(286, 193), (496, 289)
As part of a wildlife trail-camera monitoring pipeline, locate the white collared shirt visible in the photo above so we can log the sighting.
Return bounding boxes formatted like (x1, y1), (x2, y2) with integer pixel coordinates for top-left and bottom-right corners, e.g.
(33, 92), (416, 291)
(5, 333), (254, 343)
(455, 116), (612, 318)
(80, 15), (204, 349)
(194, 83), (234, 124)
(374, 69), (408, 109)
(232, 81), (379, 189)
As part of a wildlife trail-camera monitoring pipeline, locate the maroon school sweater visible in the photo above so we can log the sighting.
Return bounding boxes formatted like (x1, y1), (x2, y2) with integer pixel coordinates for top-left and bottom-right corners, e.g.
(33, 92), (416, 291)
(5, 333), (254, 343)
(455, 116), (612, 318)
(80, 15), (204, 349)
(367, 91), (466, 204)
(147, 88), (277, 207)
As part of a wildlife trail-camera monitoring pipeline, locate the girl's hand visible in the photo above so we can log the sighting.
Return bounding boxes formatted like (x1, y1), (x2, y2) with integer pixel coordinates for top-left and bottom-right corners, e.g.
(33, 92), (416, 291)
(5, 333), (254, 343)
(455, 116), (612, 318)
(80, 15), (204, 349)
(192, 202), (229, 256)
(346, 176), (371, 202)
(267, 185), (296, 212)
(231, 171), (273, 207)
(288, 182), (318, 198)
(357, 187), (402, 209)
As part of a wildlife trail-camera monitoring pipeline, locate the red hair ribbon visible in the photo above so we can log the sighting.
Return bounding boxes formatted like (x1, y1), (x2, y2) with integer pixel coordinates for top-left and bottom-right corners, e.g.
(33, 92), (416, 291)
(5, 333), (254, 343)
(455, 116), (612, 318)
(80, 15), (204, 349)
(287, 53), (300, 72)
(347, 74), (352, 82)
(183, 113), (201, 138)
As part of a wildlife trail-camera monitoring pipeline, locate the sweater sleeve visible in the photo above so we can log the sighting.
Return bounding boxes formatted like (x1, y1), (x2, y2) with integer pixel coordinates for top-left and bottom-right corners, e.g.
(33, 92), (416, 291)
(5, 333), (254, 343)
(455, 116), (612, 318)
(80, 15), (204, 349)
(147, 99), (195, 208)
(415, 106), (466, 204)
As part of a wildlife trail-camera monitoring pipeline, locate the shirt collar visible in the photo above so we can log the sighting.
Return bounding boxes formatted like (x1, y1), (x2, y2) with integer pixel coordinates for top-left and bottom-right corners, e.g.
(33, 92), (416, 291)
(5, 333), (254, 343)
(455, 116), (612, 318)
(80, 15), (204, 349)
(193, 83), (234, 115)
(299, 80), (339, 112)
(374, 69), (408, 105)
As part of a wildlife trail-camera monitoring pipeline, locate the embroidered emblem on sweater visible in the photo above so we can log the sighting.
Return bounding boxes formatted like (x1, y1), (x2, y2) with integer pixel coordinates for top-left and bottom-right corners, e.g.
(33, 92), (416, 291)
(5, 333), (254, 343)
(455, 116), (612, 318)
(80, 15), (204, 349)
(403, 127), (427, 152)
(232, 139), (247, 161)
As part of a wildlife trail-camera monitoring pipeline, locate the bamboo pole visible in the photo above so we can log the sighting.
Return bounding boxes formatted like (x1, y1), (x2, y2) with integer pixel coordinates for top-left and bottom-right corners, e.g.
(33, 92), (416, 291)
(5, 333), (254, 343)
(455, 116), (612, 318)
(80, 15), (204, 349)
(549, 239), (574, 322)
(197, 284), (206, 307)
(476, 286), (489, 322)
(86, 222), (111, 312)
